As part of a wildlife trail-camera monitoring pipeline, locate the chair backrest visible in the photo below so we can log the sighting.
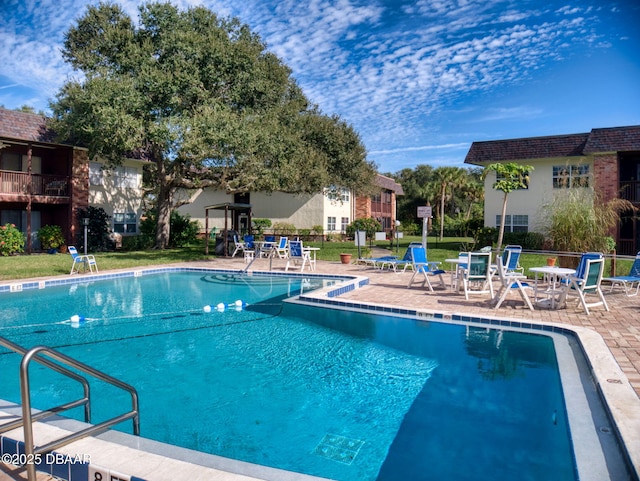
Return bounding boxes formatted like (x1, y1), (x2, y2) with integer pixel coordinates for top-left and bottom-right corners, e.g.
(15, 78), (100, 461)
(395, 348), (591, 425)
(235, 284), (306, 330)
(243, 235), (254, 249)
(278, 237), (288, 249)
(501, 245), (522, 271)
(399, 242), (422, 262)
(410, 246), (427, 265)
(575, 252), (603, 279)
(68, 246), (80, 259)
(629, 252), (640, 277)
(264, 235), (276, 243)
(458, 252), (468, 270)
(289, 240), (303, 258)
(467, 252), (491, 279)
(581, 257), (605, 291)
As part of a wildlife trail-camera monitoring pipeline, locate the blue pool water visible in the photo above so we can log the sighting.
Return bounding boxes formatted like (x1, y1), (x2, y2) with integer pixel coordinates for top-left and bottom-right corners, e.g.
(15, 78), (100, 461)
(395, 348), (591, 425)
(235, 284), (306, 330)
(0, 272), (577, 481)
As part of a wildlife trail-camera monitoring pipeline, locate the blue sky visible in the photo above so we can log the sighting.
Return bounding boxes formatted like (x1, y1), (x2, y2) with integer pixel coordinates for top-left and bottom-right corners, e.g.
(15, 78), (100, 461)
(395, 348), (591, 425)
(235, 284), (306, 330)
(1, 0), (639, 173)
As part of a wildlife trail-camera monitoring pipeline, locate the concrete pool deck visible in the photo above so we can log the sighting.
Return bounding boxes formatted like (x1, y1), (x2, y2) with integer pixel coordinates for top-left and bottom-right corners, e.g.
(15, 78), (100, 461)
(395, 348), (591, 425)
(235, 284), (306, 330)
(1, 255), (639, 481)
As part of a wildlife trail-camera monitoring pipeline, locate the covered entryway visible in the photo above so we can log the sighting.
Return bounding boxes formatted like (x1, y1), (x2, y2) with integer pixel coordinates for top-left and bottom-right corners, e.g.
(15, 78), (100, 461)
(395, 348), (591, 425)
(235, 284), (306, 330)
(203, 202), (252, 256)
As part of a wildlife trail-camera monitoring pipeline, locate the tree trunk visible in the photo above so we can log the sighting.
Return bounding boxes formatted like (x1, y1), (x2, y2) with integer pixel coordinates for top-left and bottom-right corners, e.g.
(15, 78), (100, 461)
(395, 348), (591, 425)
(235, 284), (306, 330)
(497, 192), (508, 251)
(439, 185), (446, 241)
(155, 161), (172, 249)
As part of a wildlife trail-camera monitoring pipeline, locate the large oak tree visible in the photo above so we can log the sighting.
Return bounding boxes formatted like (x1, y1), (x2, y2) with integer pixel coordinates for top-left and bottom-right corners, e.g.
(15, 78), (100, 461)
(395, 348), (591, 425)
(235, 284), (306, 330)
(50, 2), (376, 248)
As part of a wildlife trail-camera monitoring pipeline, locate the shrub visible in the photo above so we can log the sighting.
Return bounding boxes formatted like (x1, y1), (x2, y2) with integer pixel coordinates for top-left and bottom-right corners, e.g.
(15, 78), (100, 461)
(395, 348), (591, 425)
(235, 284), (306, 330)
(252, 218), (272, 236)
(272, 222), (297, 235)
(37, 225), (65, 250)
(169, 211), (199, 247)
(345, 218), (382, 240)
(0, 223), (25, 256)
(76, 206), (112, 251)
(503, 232), (545, 250)
(475, 227), (498, 247)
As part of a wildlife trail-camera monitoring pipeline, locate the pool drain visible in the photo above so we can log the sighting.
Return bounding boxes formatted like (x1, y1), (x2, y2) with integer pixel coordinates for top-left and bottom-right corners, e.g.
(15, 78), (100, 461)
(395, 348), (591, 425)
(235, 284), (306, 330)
(313, 433), (364, 465)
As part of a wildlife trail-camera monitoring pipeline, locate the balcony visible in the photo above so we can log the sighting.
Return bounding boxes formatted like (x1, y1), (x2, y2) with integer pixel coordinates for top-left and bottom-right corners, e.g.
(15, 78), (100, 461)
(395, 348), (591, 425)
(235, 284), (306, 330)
(0, 170), (69, 199)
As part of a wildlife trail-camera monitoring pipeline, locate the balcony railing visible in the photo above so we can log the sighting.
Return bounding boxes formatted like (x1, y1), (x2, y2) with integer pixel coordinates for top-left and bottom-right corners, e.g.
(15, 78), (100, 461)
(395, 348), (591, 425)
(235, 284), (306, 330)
(0, 170), (69, 197)
(620, 181), (640, 204)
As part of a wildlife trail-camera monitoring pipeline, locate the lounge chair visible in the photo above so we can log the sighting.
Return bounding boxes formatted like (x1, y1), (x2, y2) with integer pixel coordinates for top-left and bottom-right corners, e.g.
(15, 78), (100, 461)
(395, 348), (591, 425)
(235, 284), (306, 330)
(493, 254), (534, 310)
(558, 253), (609, 314)
(381, 242), (424, 272)
(602, 251), (640, 296)
(407, 246), (446, 291)
(69, 246), (98, 274)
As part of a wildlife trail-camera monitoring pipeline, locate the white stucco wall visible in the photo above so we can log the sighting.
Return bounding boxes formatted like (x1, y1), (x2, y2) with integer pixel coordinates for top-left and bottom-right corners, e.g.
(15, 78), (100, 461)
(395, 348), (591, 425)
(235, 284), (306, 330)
(483, 156), (593, 232)
(176, 188), (352, 233)
(89, 158), (146, 233)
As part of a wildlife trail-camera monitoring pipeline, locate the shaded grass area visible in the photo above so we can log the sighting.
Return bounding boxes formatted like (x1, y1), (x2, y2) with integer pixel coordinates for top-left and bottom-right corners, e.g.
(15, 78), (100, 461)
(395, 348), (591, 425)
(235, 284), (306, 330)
(0, 237), (631, 282)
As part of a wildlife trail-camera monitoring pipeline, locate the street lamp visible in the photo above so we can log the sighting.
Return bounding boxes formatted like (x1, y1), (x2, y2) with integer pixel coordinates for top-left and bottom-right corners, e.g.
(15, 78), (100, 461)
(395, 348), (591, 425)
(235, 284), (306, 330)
(394, 220), (401, 253)
(82, 218), (90, 255)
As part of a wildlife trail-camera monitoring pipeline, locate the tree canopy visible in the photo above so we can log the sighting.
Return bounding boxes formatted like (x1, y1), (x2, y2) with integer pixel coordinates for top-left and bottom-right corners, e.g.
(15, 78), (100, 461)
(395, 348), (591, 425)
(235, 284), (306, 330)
(49, 1), (376, 248)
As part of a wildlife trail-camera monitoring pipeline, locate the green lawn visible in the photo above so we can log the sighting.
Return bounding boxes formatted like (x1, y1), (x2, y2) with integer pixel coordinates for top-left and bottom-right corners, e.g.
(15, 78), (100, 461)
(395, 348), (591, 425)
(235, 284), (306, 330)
(0, 237), (630, 282)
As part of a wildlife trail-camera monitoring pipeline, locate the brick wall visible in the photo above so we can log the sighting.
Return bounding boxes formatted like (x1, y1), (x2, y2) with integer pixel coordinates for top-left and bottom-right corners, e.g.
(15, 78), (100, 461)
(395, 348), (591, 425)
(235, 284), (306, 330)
(69, 148), (89, 242)
(593, 153), (618, 204)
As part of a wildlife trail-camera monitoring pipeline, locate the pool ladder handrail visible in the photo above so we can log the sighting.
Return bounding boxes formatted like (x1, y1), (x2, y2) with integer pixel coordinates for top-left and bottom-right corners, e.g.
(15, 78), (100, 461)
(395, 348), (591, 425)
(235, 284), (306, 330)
(0, 337), (140, 481)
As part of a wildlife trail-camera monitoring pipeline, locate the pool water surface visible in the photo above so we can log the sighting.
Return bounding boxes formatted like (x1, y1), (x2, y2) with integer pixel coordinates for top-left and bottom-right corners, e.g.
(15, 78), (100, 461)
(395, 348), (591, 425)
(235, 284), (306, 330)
(0, 271), (601, 480)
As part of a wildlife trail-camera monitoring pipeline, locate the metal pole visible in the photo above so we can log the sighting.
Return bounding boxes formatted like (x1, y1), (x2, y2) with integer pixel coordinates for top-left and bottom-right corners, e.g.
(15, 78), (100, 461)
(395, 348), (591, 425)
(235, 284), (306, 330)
(84, 224), (88, 255)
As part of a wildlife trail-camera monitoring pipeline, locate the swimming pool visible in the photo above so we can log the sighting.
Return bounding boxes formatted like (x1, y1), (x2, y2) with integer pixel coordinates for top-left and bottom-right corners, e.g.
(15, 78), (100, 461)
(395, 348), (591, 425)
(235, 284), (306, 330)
(0, 270), (632, 481)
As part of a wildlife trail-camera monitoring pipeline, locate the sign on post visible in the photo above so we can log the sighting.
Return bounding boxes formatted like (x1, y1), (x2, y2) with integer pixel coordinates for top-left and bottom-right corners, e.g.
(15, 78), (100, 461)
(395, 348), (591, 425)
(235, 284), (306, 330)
(417, 206), (433, 250)
(354, 230), (366, 258)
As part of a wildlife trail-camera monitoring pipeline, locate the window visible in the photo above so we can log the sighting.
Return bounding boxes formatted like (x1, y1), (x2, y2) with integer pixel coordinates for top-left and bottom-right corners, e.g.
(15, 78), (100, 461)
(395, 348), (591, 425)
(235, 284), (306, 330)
(340, 188), (350, 202)
(89, 162), (103, 186)
(327, 216), (336, 231)
(341, 217), (349, 232)
(113, 212), (137, 234)
(113, 166), (139, 188)
(496, 215), (528, 233)
(553, 165), (590, 188)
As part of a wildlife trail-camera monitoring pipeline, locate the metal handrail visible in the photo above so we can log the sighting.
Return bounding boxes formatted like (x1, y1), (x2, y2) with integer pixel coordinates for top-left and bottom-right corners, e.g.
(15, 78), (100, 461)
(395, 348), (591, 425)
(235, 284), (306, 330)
(0, 337), (91, 431)
(0, 339), (140, 481)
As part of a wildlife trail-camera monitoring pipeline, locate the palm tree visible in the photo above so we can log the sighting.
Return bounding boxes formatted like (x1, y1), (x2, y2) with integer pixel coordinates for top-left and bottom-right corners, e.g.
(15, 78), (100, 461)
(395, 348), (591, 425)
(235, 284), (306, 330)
(432, 167), (467, 240)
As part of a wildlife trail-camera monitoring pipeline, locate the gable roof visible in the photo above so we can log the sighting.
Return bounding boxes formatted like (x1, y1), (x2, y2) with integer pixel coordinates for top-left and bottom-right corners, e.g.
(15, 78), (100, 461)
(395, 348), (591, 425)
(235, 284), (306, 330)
(464, 125), (640, 165)
(376, 173), (404, 195)
(0, 108), (58, 145)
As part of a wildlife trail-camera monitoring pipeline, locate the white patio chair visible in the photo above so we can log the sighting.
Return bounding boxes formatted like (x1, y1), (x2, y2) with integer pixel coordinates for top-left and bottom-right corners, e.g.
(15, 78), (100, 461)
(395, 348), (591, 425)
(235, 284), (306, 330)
(458, 251), (494, 300)
(285, 240), (312, 272)
(492, 255), (534, 310)
(558, 254), (609, 315)
(407, 246), (446, 292)
(69, 246), (98, 274)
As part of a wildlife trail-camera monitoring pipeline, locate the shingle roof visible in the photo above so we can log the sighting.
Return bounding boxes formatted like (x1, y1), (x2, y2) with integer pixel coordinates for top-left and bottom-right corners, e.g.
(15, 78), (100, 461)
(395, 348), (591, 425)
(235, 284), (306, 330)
(584, 126), (640, 153)
(0, 108), (58, 144)
(464, 125), (640, 165)
(376, 173), (404, 195)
